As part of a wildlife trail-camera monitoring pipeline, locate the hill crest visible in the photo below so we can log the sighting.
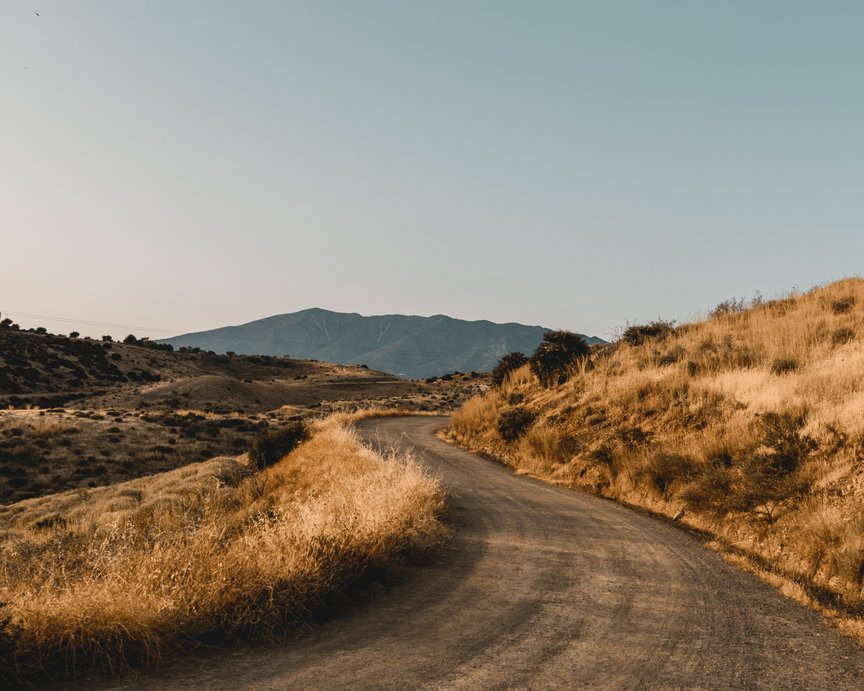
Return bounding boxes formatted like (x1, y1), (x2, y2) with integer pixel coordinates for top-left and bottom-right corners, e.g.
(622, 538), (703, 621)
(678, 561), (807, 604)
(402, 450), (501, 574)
(161, 309), (605, 379)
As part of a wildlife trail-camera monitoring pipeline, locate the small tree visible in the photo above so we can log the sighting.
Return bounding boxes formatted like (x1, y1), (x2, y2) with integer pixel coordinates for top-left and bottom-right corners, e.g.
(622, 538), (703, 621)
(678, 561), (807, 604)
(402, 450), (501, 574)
(490, 352), (528, 387)
(69, 331), (80, 338)
(530, 331), (589, 387)
(681, 411), (815, 522)
(123, 334), (138, 345)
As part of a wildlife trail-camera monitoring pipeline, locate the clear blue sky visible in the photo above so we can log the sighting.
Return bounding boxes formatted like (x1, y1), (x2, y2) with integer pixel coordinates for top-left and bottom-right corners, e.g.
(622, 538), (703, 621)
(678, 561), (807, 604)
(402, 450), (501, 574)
(3, 1), (862, 341)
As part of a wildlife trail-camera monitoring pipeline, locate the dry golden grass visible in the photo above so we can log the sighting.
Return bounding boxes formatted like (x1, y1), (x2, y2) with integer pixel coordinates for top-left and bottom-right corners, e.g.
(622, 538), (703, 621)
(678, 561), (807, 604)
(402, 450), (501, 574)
(0, 416), (445, 684)
(448, 278), (864, 637)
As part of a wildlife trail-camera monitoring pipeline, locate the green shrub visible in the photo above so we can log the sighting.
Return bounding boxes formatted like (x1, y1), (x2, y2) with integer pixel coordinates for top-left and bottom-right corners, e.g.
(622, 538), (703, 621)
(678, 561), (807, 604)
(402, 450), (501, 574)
(248, 422), (307, 470)
(529, 331), (589, 387)
(497, 406), (536, 442)
(490, 352), (528, 387)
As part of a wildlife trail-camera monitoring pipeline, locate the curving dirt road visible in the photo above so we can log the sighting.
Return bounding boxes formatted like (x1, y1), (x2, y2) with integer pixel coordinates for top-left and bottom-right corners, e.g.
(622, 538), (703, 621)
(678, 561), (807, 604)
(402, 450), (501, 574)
(96, 416), (864, 690)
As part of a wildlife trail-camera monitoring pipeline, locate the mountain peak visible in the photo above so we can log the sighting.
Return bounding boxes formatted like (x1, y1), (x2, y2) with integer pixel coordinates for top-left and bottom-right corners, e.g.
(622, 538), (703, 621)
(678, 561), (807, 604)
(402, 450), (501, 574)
(162, 310), (604, 379)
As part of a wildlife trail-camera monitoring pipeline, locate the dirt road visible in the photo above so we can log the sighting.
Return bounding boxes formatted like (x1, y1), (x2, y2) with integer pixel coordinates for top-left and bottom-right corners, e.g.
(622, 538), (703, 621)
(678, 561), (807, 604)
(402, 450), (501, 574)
(96, 416), (864, 690)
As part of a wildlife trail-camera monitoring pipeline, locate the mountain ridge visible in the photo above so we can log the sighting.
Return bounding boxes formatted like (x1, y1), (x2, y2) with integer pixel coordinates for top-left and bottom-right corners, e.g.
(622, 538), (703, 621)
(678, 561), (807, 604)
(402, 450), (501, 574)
(161, 308), (605, 379)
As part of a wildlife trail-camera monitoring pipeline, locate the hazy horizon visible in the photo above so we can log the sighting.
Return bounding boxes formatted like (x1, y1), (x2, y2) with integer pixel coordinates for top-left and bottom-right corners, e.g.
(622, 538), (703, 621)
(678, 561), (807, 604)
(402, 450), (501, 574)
(4, 1), (863, 341)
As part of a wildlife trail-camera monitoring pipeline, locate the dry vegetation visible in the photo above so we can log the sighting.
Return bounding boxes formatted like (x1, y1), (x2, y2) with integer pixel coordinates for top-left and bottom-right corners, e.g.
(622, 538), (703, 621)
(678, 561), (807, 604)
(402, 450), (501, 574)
(448, 278), (864, 634)
(0, 326), (483, 415)
(0, 407), (283, 504)
(0, 327), (484, 504)
(0, 417), (445, 685)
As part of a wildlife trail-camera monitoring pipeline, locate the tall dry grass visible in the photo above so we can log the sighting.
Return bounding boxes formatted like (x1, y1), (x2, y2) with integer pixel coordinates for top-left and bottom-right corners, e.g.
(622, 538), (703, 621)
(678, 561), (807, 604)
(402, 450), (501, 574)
(449, 278), (864, 633)
(0, 417), (444, 684)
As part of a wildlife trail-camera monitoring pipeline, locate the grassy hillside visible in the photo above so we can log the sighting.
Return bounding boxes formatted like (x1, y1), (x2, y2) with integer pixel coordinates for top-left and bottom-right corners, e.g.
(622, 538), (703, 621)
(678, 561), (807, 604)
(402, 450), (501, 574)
(0, 416), (445, 684)
(448, 278), (864, 634)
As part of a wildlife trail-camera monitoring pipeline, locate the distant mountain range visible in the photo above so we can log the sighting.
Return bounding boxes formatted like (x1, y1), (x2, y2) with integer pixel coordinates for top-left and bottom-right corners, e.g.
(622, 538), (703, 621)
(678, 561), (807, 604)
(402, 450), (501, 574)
(161, 309), (606, 379)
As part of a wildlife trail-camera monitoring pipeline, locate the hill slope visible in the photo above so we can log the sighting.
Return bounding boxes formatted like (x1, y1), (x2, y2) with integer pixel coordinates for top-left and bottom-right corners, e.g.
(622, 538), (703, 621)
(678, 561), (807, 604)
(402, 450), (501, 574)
(448, 278), (864, 635)
(161, 309), (604, 379)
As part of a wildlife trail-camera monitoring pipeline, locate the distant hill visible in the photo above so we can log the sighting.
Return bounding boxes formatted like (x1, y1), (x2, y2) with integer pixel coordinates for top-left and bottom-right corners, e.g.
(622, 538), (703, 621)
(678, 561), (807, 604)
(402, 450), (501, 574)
(161, 309), (606, 379)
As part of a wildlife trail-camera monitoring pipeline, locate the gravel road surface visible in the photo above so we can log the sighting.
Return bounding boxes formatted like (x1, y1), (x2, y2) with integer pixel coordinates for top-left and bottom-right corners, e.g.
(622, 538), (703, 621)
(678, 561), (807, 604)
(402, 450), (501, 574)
(93, 416), (864, 690)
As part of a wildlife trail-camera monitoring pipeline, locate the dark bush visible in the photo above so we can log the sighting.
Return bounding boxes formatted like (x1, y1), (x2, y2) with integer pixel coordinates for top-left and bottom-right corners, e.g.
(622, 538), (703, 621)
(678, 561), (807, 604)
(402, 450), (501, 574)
(498, 406), (536, 442)
(680, 464), (735, 516)
(621, 320), (675, 347)
(770, 357), (798, 375)
(682, 411), (815, 522)
(123, 334), (138, 345)
(639, 452), (697, 498)
(497, 406), (536, 442)
(658, 346), (685, 366)
(831, 296), (856, 315)
(248, 422), (307, 470)
(490, 352), (529, 387)
(529, 331), (589, 387)
(833, 328), (855, 346)
(757, 411), (816, 475)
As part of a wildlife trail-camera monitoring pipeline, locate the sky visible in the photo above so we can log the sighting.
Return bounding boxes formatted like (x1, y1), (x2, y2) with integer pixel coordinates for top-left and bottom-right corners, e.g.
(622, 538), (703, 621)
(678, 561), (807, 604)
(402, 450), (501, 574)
(2, 1), (863, 342)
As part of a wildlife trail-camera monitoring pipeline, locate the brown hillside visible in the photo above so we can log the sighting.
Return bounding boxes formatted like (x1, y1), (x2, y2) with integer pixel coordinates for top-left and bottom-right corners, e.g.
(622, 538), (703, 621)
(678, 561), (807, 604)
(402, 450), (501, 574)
(0, 328), (485, 504)
(449, 278), (864, 633)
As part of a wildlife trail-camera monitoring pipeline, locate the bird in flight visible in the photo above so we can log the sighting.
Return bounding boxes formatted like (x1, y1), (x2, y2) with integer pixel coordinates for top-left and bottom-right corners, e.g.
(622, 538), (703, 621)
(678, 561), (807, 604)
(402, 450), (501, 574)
(35, 11), (40, 16)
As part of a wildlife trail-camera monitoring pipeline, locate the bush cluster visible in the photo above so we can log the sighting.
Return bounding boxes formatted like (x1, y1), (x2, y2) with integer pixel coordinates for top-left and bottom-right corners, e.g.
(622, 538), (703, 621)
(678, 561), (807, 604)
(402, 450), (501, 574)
(122, 334), (174, 352)
(248, 422), (307, 470)
(621, 320), (675, 347)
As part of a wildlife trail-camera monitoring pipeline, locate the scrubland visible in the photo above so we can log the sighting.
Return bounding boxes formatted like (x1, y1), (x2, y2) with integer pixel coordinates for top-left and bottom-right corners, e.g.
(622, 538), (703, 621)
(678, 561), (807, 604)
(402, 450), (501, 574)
(0, 416), (445, 684)
(448, 278), (864, 635)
